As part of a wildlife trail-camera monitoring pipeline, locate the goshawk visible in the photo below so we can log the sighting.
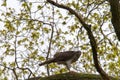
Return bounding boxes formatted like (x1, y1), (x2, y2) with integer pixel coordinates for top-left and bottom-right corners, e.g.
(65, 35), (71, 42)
(39, 51), (81, 71)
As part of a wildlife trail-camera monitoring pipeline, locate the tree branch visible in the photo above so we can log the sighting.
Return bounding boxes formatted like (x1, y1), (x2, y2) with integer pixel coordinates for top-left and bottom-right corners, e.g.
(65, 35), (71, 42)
(12, 68), (18, 80)
(46, 6), (55, 76)
(46, 22), (54, 76)
(47, 0), (111, 80)
(45, 25), (54, 76)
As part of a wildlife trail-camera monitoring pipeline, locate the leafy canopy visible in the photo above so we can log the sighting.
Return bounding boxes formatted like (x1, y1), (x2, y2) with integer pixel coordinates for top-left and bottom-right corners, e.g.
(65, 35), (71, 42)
(0, 0), (120, 79)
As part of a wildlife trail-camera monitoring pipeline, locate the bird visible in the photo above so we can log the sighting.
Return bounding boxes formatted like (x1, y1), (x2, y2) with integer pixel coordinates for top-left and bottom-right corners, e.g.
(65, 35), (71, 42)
(39, 51), (81, 71)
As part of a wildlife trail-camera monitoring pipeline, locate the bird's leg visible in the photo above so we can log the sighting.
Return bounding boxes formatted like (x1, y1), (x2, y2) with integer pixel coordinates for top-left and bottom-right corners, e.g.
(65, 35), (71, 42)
(66, 63), (77, 74)
(65, 60), (71, 72)
(66, 64), (70, 72)
(66, 61), (78, 74)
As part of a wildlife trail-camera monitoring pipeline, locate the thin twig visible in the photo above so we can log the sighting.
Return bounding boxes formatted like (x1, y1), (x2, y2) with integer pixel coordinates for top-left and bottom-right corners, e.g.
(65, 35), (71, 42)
(46, 6), (55, 76)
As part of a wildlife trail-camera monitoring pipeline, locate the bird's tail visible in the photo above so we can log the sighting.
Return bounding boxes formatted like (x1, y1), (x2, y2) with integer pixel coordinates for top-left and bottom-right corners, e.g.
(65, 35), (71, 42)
(39, 58), (55, 66)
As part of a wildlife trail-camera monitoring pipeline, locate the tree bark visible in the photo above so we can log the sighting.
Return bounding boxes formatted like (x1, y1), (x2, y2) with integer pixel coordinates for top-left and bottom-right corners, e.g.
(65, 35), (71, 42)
(109, 0), (120, 41)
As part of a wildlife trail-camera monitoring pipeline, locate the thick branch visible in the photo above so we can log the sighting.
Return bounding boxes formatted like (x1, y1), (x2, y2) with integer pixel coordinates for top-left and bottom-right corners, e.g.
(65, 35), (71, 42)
(46, 0), (86, 27)
(47, 0), (111, 80)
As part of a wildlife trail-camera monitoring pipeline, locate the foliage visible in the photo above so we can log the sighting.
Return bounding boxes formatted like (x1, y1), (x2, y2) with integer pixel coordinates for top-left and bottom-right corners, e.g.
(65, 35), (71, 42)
(0, 0), (120, 80)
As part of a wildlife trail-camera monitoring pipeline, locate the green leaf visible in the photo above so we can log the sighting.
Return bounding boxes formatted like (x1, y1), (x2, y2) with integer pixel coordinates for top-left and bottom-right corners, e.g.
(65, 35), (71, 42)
(1, 0), (7, 6)
(38, 56), (45, 61)
(43, 27), (49, 33)
(62, 21), (66, 25)
(37, 5), (43, 9)
(31, 31), (40, 40)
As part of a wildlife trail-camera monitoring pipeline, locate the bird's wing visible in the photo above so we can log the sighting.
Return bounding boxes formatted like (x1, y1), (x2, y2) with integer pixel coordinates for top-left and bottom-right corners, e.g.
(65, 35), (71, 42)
(39, 51), (81, 66)
(53, 51), (76, 62)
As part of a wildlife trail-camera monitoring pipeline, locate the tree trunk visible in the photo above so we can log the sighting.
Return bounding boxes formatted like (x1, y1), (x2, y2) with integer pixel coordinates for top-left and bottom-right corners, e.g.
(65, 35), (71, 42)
(109, 0), (120, 41)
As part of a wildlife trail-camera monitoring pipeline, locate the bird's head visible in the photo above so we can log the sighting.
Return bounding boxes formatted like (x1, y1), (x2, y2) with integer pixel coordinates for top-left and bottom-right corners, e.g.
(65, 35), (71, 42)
(75, 51), (81, 55)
